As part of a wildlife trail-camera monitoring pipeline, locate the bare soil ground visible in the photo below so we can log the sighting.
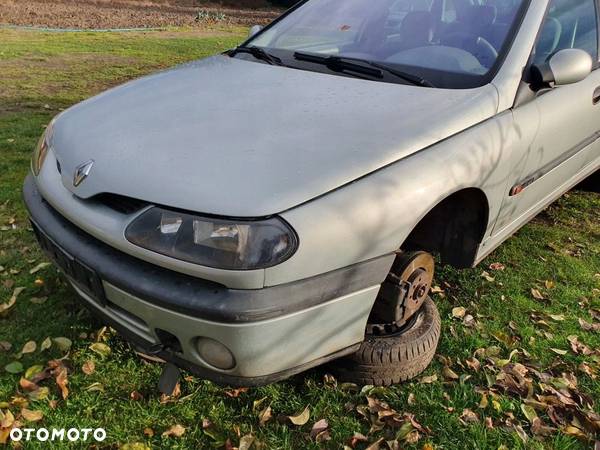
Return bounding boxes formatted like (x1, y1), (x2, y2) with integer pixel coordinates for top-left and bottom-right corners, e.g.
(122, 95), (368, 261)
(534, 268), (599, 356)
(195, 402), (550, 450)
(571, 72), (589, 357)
(0, 0), (281, 29)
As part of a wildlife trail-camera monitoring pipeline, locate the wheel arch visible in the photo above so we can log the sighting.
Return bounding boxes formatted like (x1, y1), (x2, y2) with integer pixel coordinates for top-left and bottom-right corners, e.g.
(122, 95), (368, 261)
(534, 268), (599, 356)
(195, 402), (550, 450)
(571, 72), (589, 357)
(400, 187), (490, 268)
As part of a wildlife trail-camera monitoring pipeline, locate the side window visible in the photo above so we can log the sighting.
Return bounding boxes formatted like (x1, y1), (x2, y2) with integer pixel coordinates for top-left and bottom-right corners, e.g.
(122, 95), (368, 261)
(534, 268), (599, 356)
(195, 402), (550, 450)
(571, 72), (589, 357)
(533, 0), (599, 65)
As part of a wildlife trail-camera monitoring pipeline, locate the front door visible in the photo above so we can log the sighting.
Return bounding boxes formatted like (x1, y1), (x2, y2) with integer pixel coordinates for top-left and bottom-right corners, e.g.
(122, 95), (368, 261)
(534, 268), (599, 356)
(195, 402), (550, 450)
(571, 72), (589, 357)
(494, 0), (600, 233)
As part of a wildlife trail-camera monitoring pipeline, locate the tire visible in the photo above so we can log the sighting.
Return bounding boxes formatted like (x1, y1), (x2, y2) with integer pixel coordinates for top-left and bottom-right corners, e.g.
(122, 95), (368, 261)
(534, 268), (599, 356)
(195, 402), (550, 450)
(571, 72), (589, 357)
(331, 298), (441, 386)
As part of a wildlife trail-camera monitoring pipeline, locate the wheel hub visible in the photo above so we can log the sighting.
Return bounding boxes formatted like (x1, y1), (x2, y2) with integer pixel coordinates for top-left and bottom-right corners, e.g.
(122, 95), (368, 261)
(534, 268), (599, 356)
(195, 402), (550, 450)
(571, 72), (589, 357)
(367, 251), (434, 335)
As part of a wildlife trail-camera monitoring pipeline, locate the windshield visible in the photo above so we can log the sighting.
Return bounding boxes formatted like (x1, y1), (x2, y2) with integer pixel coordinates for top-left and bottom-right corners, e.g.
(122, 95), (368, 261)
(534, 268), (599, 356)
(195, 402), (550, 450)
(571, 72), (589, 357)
(247, 0), (527, 88)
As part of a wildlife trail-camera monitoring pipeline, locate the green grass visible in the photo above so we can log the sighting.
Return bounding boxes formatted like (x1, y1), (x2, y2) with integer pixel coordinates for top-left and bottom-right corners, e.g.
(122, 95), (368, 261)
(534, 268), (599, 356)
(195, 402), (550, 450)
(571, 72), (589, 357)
(0, 28), (599, 449)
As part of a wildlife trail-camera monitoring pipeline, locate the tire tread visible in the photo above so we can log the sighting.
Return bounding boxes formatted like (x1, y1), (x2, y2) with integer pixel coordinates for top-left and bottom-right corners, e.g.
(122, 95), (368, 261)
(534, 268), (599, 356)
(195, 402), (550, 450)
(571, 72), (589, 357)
(331, 298), (441, 386)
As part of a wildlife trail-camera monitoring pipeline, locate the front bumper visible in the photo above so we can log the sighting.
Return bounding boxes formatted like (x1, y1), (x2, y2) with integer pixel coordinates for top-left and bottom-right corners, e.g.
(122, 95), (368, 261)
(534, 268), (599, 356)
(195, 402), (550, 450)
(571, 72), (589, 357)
(23, 174), (392, 385)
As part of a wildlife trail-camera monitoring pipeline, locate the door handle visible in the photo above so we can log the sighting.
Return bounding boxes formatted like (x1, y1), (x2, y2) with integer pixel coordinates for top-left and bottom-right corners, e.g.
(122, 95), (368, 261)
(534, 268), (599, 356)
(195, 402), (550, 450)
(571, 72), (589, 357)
(594, 87), (600, 105)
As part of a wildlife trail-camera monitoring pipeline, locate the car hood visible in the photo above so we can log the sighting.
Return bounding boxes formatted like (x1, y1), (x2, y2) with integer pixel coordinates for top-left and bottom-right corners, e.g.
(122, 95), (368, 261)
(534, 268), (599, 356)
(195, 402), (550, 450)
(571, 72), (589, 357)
(53, 55), (498, 217)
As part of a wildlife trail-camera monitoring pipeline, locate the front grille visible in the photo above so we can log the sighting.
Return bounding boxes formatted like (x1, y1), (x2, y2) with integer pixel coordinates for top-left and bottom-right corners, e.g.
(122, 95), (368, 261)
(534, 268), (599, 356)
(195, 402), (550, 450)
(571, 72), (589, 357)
(93, 193), (149, 215)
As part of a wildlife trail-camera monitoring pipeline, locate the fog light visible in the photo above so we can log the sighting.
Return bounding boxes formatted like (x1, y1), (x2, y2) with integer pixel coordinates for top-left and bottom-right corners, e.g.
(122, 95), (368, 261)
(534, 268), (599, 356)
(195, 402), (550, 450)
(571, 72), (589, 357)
(196, 337), (236, 370)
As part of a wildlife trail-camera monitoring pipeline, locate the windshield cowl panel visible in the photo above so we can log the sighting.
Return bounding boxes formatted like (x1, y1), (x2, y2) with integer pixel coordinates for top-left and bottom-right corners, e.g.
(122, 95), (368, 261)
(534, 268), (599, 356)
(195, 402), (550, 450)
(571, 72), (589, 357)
(245, 0), (529, 89)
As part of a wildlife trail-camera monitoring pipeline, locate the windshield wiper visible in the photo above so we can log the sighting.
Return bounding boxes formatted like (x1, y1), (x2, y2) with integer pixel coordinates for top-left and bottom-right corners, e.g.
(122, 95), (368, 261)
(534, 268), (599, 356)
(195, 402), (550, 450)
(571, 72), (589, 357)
(229, 46), (284, 66)
(294, 51), (382, 79)
(367, 61), (435, 88)
(293, 51), (434, 87)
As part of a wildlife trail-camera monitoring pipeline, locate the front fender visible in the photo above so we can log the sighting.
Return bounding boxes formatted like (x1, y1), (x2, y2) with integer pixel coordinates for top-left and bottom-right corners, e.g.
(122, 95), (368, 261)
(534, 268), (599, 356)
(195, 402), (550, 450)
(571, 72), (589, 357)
(265, 111), (517, 287)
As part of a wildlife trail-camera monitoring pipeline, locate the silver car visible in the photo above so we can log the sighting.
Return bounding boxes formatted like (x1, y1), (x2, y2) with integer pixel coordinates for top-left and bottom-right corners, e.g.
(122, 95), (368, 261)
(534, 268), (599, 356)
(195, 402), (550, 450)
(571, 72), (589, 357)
(23, 0), (600, 389)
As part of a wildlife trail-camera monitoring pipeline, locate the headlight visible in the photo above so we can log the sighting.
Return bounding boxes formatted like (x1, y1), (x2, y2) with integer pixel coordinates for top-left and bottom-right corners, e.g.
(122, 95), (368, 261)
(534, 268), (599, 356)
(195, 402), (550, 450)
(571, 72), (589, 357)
(125, 207), (298, 270)
(31, 120), (54, 176)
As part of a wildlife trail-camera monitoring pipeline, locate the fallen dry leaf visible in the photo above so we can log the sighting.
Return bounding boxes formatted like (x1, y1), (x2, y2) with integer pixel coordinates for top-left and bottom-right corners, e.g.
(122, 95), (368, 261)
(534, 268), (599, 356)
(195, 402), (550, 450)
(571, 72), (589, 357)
(0, 428), (10, 445)
(252, 397), (267, 413)
(288, 406), (310, 426)
(460, 409), (479, 424)
(238, 434), (254, 450)
(224, 387), (249, 398)
(562, 425), (586, 439)
(442, 366), (459, 380)
(24, 365), (44, 380)
(406, 430), (421, 444)
(550, 348), (568, 355)
(492, 331), (515, 347)
(463, 314), (476, 327)
(54, 366), (69, 400)
(364, 397), (429, 436)
(258, 405), (272, 426)
(121, 444), (151, 450)
(162, 424), (185, 438)
(89, 342), (111, 358)
(28, 386), (49, 402)
(567, 335), (594, 355)
(521, 404), (538, 423)
(21, 408), (43, 422)
(579, 362), (597, 379)
(479, 393), (488, 409)
(130, 390), (143, 401)
(310, 418), (329, 441)
(348, 432), (368, 448)
(420, 374), (438, 384)
(481, 271), (495, 282)
(513, 424), (529, 443)
(452, 307), (466, 319)
(19, 377), (39, 392)
(0, 341), (12, 352)
(21, 341), (36, 354)
(40, 337), (52, 351)
(159, 382), (181, 404)
(531, 288), (545, 301)
(466, 357), (481, 372)
(548, 314), (565, 322)
(81, 360), (95, 376)
(0, 287), (24, 317)
(531, 417), (555, 436)
(430, 285), (444, 295)
(11, 395), (29, 409)
(0, 410), (15, 428)
(578, 318), (600, 332)
(29, 262), (50, 274)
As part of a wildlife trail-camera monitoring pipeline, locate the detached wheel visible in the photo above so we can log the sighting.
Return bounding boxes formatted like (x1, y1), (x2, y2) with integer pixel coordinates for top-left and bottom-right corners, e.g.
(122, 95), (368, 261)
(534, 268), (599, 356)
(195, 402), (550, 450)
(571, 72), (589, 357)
(332, 297), (441, 386)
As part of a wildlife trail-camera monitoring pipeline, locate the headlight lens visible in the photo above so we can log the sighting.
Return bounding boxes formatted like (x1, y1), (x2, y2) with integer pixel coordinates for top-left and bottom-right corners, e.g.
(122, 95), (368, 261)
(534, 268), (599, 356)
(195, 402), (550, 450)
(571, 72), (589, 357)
(125, 207), (298, 270)
(31, 120), (54, 176)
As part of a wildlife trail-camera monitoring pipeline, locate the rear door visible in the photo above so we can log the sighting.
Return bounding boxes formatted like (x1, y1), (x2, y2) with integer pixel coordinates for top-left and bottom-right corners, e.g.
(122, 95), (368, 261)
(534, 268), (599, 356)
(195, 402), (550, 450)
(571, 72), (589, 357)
(494, 0), (600, 232)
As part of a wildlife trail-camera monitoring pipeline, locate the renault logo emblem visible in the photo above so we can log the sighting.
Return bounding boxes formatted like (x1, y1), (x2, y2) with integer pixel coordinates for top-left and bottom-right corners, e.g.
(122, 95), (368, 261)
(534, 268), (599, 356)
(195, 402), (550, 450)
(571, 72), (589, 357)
(73, 160), (94, 187)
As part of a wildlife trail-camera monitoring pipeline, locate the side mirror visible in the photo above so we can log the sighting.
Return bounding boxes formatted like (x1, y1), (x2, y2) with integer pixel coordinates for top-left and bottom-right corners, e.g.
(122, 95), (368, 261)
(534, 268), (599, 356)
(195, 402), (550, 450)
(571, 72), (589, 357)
(248, 25), (263, 38)
(532, 48), (593, 87)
